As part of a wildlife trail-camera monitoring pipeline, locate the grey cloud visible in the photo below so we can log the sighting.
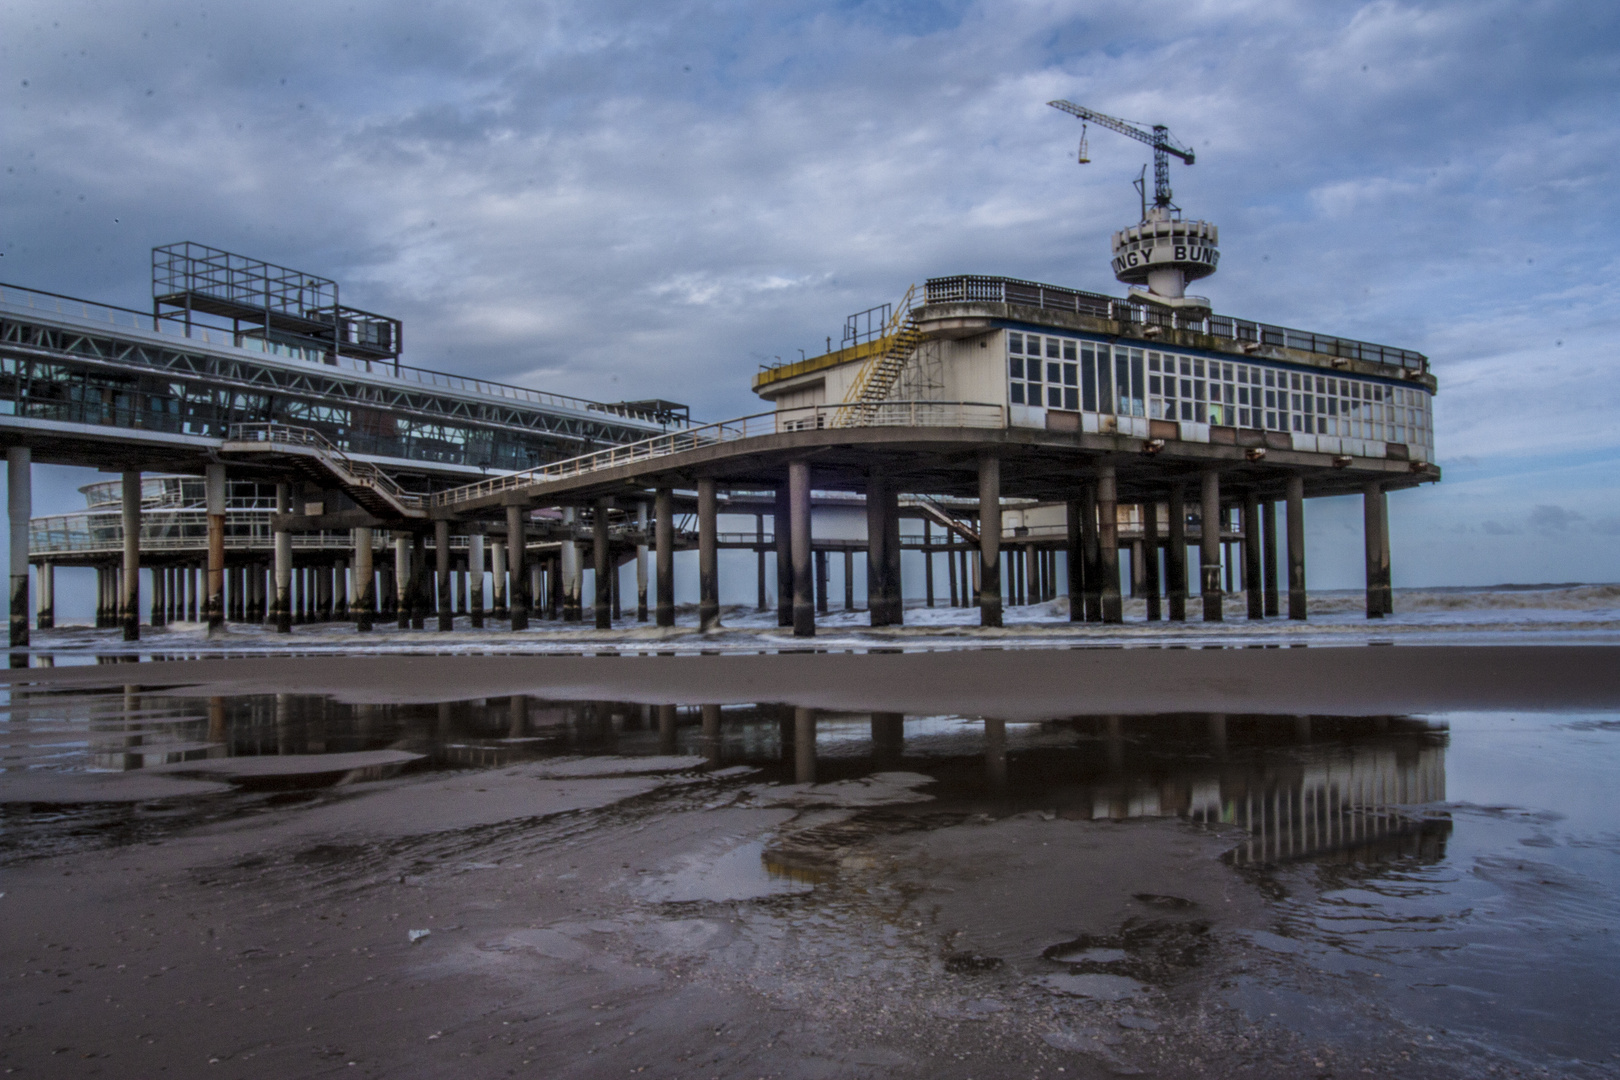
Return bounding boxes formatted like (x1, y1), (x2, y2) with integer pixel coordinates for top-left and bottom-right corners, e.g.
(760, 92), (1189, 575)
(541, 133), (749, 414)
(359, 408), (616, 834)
(1529, 504), (1584, 533)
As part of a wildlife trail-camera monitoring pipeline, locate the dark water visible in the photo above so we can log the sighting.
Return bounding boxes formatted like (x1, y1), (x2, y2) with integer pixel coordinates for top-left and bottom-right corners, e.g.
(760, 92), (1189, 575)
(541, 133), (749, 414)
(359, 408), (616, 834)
(3, 685), (1618, 1070)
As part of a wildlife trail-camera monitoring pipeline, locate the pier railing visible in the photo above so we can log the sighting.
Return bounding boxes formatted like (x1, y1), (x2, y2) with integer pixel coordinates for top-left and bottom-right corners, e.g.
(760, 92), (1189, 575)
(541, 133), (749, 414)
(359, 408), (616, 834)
(432, 401), (1005, 509)
(226, 423), (427, 514)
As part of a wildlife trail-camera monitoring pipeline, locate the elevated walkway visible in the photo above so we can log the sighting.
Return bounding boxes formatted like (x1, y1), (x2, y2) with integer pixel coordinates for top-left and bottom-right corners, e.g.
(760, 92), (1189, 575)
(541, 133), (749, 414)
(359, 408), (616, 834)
(222, 424), (428, 519)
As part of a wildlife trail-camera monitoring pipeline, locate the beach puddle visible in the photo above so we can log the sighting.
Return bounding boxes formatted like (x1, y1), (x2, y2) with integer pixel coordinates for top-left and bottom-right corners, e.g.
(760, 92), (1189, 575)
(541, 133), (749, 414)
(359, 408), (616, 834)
(2, 676), (1618, 1073)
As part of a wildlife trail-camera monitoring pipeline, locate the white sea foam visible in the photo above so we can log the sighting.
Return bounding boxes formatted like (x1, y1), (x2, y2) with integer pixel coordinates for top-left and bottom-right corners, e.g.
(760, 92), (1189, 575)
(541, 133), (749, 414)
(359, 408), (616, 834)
(19, 583), (1620, 660)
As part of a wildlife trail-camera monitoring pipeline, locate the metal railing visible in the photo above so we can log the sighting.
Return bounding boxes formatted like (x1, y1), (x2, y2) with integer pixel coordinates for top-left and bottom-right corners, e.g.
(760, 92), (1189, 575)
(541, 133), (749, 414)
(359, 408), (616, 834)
(433, 401), (1005, 508)
(923, 275), (1428, 373)
(0, 282), (670, 427)
(226, 423), (426, 512)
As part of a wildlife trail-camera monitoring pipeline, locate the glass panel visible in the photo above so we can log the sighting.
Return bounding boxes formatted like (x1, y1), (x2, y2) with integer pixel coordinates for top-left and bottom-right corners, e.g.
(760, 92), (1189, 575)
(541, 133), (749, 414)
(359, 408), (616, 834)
(1063, 341), (1076, 361)
(1010, 383), (1024, 405)
(1065, 387), (1078, 411)
(1009, 334), (1023, 354)
(1009, 357), (1024, 379)
(1130, 351), (1145, 416)
(1047, 338), (1060, 359)
(1082, 347), (1097, 412)
(1098, 347), (1115, 414)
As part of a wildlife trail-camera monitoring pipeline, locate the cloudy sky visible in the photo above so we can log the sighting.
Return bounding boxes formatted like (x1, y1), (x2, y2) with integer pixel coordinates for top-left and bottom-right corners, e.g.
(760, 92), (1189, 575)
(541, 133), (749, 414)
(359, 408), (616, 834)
(3, 0), (1617, 591)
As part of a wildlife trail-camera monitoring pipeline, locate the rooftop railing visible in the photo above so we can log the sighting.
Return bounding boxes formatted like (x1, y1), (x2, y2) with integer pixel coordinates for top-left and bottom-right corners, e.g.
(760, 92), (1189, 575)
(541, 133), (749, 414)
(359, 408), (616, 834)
(433, 401), (1005, 508)
(0, 282), (669, 426)
(923, 275), (1429, 373)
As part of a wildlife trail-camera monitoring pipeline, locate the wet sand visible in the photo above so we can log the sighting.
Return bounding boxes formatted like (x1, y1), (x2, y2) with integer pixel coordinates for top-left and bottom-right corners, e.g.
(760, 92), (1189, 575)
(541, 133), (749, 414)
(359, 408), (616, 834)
(3, 646), (1619, 1078)
(5, 643), (1620, 717)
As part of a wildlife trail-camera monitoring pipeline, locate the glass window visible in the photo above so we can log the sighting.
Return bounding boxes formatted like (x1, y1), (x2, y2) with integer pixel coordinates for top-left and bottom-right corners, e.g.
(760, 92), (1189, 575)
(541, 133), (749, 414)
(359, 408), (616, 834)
(1180, 401), (1193, 421)
(1009, 333), (1023, 354)
(1193, 359), (1205, 378)
(1130, 350), (1145, 416)
(1010, 383), (1025, 405)
(1063, 363), (1078, 386)
(1116, 353), (1131, 415)
(1266, 411), (1277, 428)
(1009, 357), (1024, 379)
(1048, 385), (1063, 408)
(1222, 363), (1233, 381)
(1063, 341), (1076, 361)
(1180, 357), (1192, 376)
(1264, 370), (1275, 388)
(1195, 380), (1206, 402)
(1048, 362), (1061, 384)
(1047, 338), (1060, 359)
(1098, 348), (1115, 414)
(1065, 387), (1079, 411)
(1027, 360), (1042, 384)
(1150, 375), (1162, 396)
(1148, 353), (1161, 372)
(1082, 346), (1098, 411)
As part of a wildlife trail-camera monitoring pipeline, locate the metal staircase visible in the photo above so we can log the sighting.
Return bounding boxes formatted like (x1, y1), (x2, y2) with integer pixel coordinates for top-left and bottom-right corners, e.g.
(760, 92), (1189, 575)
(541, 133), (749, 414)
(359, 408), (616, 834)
(831, 284), (922, 428)
(222, 423), (427, 520)
(902, 494), (979, 544)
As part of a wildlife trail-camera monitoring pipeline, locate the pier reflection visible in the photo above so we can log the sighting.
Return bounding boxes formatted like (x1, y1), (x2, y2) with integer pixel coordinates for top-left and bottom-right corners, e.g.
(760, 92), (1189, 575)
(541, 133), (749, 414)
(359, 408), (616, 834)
(2, 684), (1449, 869)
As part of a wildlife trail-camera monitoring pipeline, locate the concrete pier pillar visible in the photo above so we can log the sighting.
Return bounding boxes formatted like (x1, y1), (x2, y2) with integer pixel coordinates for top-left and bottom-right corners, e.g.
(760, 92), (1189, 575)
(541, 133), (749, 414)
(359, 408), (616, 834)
(560, 508), (580, 623)
(1364, 481), (1392, 618)
(315, 563), (332, 623)
(148, 559), (164, 628)
(1167, 485), (1187, 621)
(635, 501), (650, 622)
(1200, 469), (1223, 622)
(755, 515), (767, 612)
(793, 706), (816, 785)
(38, 560), (54, 630)
(594, 497), (613, 630)
(865, 471), (889, 627)
(394, 532), (411, 629)
(655, 487), (675, 627)
(435, 519), (453, 630)
(274, 483), (293, 633)
(882, 486), (902, 625)
(1286, 474), (1307, 620)
(1097, 462), (1122, 624)
(507, 503), (529, 630)
(490, 539), (508, 619)
(333, 559), (346, 622)
(948, 536), (961, 608)
(1066, 498), (1085, 622)
(1081, 482), (1101, 622)
(774, 484), (792, 627)
(204, 464), (226, 634)
(120, 469), (141, 641)
(977, 453), (1002, 628)
(352, 528), (374, 630)
(409, 532), (428, 629)
(698, 477), (720, 631)
(844, 550), (855, 611)
(467, 532), (485, 628)
(924, 519), (935, 608)
(1262, 500), (1280, 617)
(1144, 501), (1162, 621)
(1244, 493), (1264, 620)
(789, 459), (814, 637)
(701, 703), (722, 766)
(7, 447), (29, 650)
(531, 561), (544, 619)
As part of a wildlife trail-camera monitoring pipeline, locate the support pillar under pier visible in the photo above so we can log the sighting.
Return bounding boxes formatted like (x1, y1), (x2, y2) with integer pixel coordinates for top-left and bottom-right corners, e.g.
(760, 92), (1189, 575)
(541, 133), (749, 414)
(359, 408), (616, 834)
(205, 464), (226, 634)
(1144, 500), (1161, 622)
(38, 560), (54, 631)
(468, 532), (485, 628)
(1167, 485), (1187, 622)
(635, 501), (649, 622)
(394, 533), (411, 630)
(1364, 481), (1391, 618)
(698, 478), (720, 631)
(274, 483), (293, 633)
(977, 453), (1002, 628)
(1200, 470), (1223, 622)
(866, 472), (889, 627)
(1286, 475), (1307, 621)
(774, 485), (792, 627)
(789, 459), (813, 637)
(1097, 462), (1122, 624)
(655, 487), (675, 628)
(7, 447), (28, 650)
(353, 527), (374, 631)
(507, 503), (529, 630)
(1244, 492), (1264, 621)
(491, 540), (508, 619)
(121, 469), (141, 641)
(1066, 499), (1084, 622)
(1081, 483), (1101, 622)
(594, 497), (613, 630)
(436, 519), (453, 631)
(1262, 499), (1280, 618)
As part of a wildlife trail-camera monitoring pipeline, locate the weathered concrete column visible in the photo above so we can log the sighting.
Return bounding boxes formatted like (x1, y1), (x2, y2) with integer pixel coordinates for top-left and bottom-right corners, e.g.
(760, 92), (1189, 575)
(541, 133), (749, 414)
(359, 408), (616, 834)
(333, 559), (346, 622)
(1097, 462), (1122, 624)
(655, 487), (675, 627)
(273, 483), (293, 633)
(507, 502), (529, 630)
(490, 539), (508, 619)
(38, 560), (55, 630)
(923, 519), (935, 608)
(755, 514), (767, 612)
(1244, 492), (1264, 620)
(1167, 485), (1187, 621)
(531, 561), (544, 619)
(145, 557), (162, 625)
(467, 532), (485, 628)
(1364, 481), (1391, 618)
(1286, 474), (1307, 620)
(1199, 469), (1223, 622)
(205, 464), (226, 634)
(978, 453), (1002, 628)
(560, 507), (579, 623)
(865, 471), (889, 627)
(635, 501), (649, 622)
(593, 497), (613, 630)
(1144, 500), (1162, 621)
(1081, 483), (1101, 622)
(882, 486), (903, 625)
(435, 519), (453, 630)
(7, 447), (29, 650)
(789, 459), (814, 637)
(394, 532), (411, 629)
(1066, 498), (1085, 622)
(844, 550), (855, 610)
(119, 469), (141, 641)
(352, 527), (374, 630)
(314, 563), (331, 622)
(774, 484), (792, 627)
(698, 477), (720, 631)
(701, 703), (722, 766)
(1262, 500), (1280, 617)
(793, 706), (816, 784)
(409, 532), (428, 629)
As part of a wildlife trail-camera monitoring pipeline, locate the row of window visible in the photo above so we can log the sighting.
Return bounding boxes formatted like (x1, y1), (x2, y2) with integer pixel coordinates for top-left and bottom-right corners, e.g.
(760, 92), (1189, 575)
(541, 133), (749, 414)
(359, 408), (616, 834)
(1007, 332), (1433, 449)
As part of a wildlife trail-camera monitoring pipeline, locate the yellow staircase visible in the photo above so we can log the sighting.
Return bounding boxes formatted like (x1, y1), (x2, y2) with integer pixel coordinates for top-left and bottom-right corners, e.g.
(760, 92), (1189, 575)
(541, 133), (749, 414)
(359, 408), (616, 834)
(831, 284), (921, 428)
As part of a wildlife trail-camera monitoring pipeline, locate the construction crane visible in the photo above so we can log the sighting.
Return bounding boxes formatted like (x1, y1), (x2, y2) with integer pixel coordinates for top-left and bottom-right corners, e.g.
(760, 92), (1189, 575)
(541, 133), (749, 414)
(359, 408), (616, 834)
(1047, 100), (1194, 215)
